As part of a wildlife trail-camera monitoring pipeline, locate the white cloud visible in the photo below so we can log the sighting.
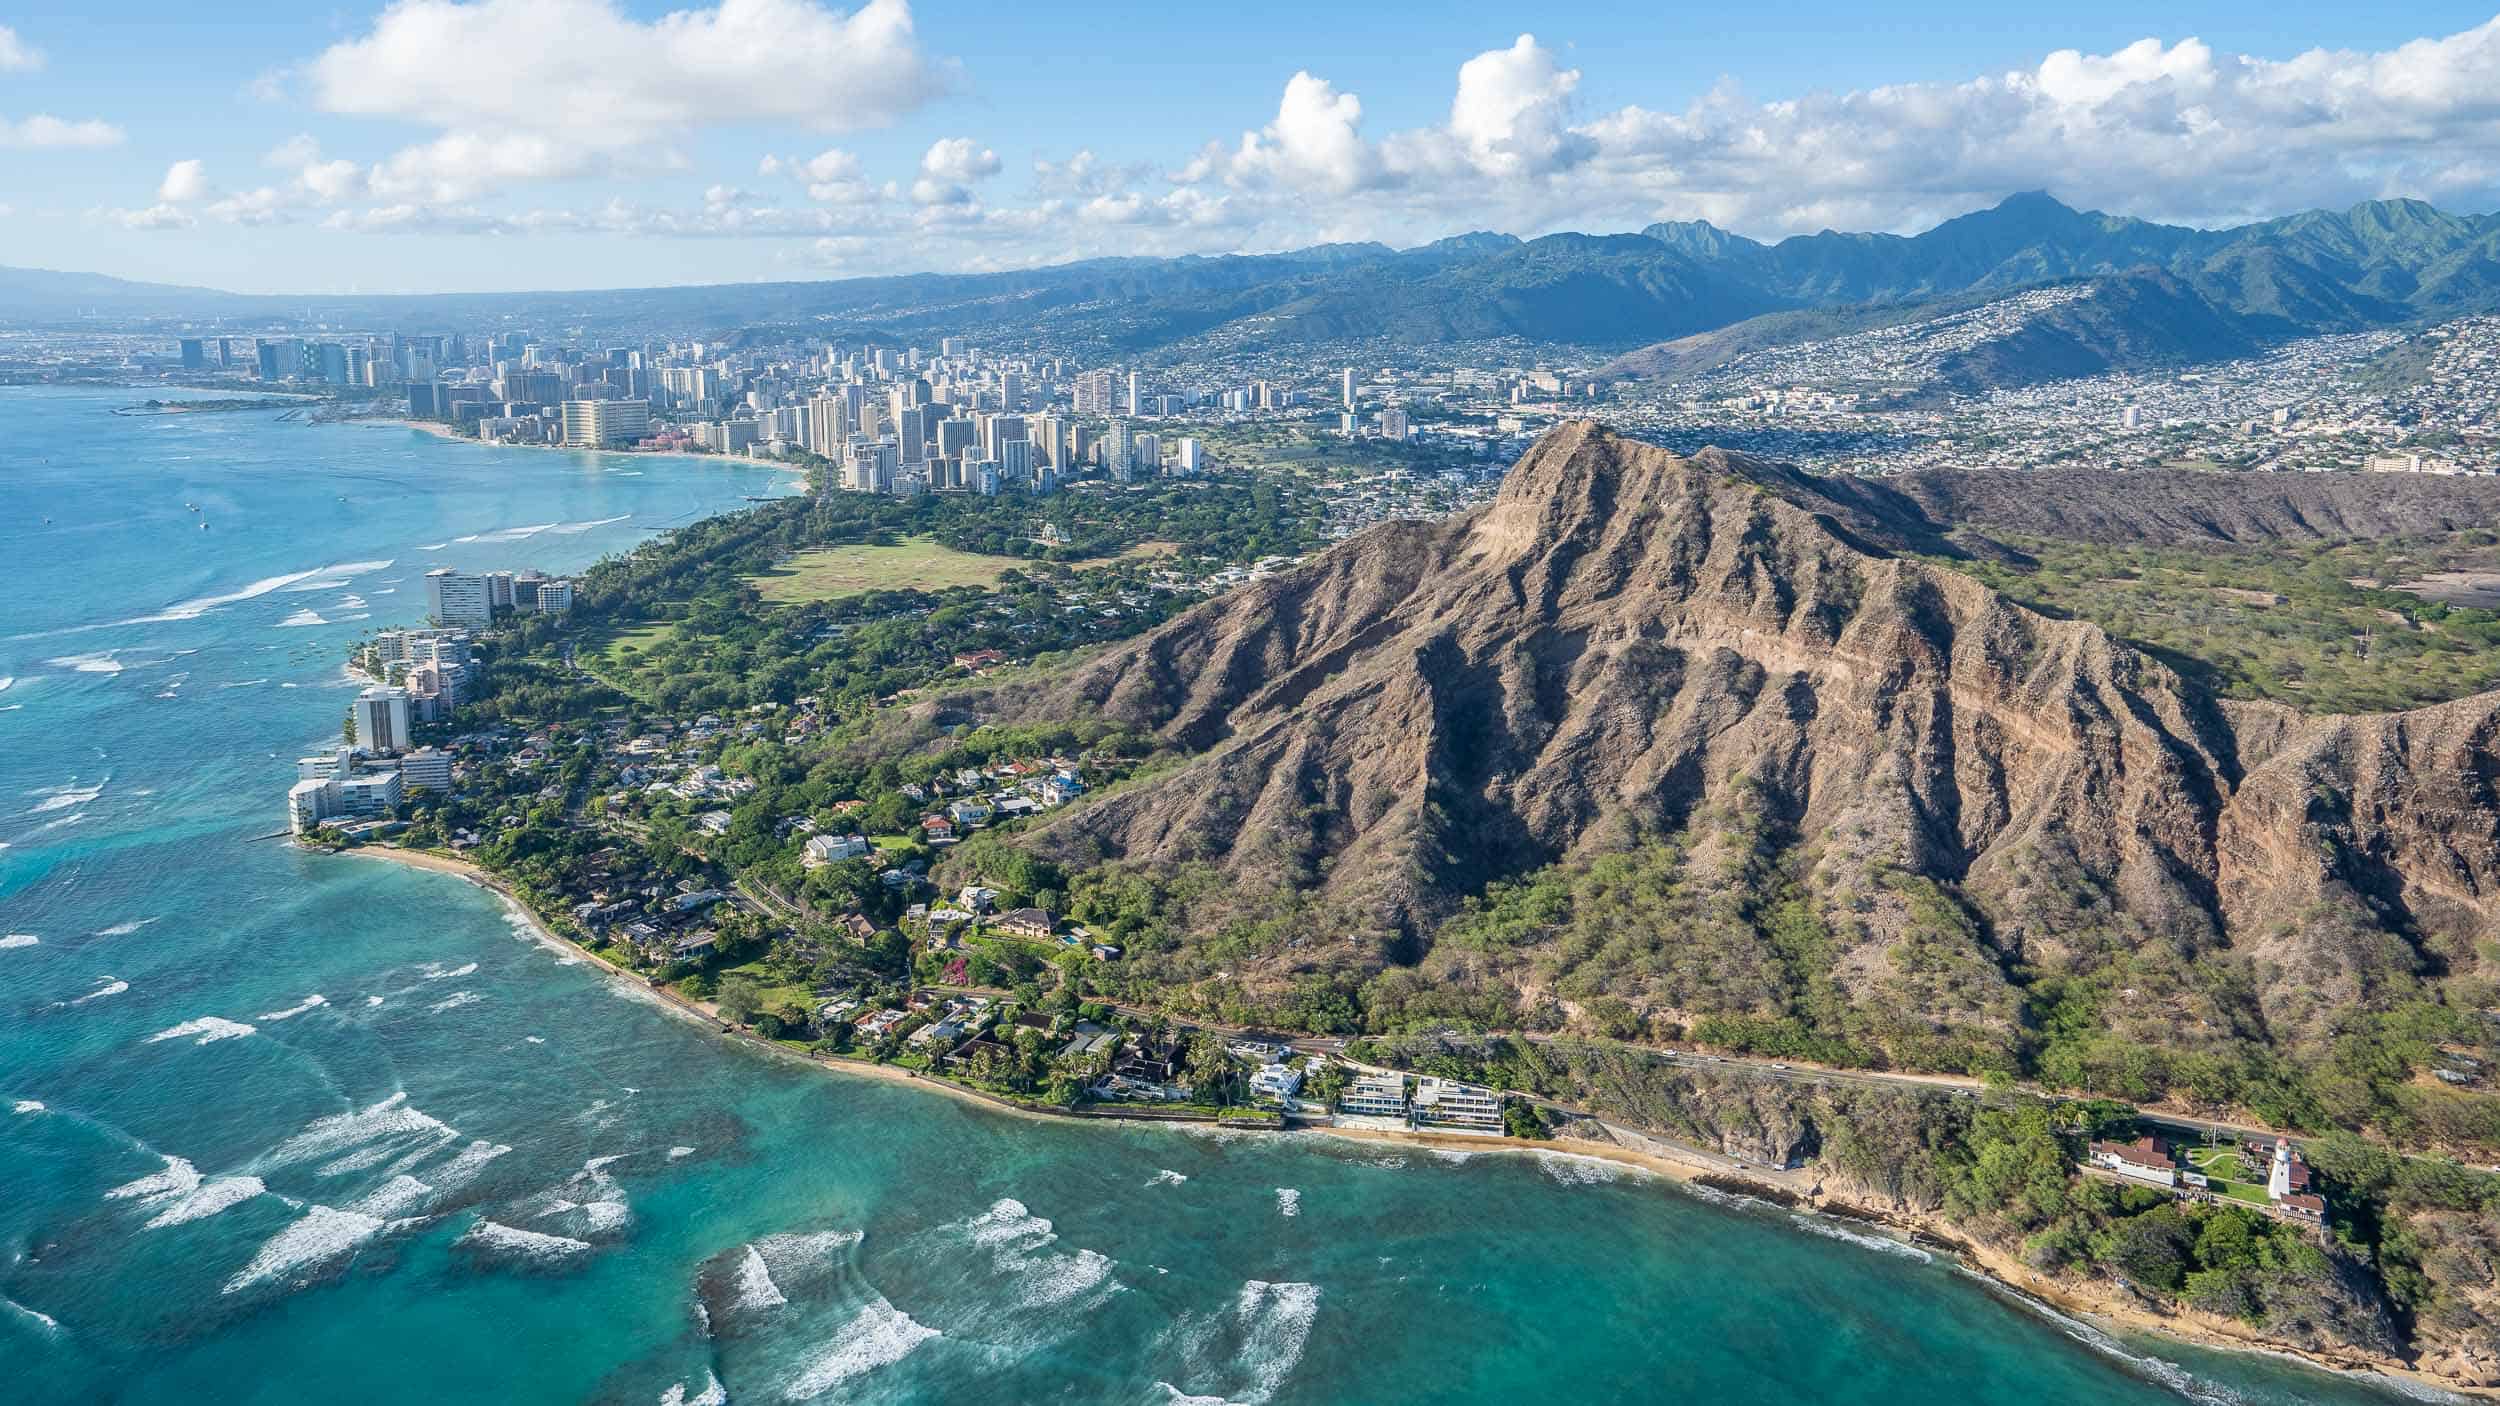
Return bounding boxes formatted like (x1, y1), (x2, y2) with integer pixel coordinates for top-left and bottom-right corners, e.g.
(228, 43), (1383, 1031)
(1445, 34), (1591, 179)
(309, 0), (950, 201)
(291, 15), (2500, 277)
(158, 159), (211, 203)
(0, 115), (123, 149)
(0, 24), (41, 71)
(910, 136), (999, 204)
(1226, 71), (1384, 194)
(108, 203), (195, 230)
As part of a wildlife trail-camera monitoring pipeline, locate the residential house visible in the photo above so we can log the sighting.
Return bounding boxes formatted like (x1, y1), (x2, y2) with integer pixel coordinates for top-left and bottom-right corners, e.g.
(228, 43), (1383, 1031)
(2089, 1137), (2179, 1187)
(803, 833), (869, 868)
(995, 907), (1056, 940)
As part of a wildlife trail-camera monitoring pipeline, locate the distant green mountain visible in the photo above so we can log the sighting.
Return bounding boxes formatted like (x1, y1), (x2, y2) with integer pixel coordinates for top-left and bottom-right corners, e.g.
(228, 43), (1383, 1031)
(8, 195), (2498, 386)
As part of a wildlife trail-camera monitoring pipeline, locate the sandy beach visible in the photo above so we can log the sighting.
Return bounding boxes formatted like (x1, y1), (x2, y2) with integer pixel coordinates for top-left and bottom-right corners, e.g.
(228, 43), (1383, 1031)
(363, 417), (810, 481)
(336, 840), (2492, 1400)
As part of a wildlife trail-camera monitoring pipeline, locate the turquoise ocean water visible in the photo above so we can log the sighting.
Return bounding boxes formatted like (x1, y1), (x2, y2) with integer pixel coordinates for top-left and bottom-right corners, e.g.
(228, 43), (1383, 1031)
(0, 387), (2438, 1404)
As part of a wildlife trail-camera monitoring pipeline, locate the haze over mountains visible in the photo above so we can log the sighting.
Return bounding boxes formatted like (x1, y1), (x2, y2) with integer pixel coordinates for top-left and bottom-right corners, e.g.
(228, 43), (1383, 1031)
(12, 194), (2499, 385)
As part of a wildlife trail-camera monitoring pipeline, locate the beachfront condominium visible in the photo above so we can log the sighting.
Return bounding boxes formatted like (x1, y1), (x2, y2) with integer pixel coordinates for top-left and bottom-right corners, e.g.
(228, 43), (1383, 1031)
(354, 685), (414, 755)
(1411, 1078), (1505, 1133)
(560, 398), (653, 448)
(424, 569), (493, 629)
(1337, 1073), (1410, 1120)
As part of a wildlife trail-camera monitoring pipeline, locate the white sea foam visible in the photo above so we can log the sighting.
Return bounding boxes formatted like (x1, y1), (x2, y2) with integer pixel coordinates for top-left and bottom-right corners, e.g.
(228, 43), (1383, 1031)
(668, 1145), (694, 1159)
(421, 961), (478, 981)
(957, 1198), (1121, 1312)
(782, 1298), (939, 1400)
(428, 990), (481, 1013)
(575, 1201), (630, 1234)
(1789, 1214), (1933, 1262)
(13, 1100), (44, 1115)
(218, 678), (269, 689)
(427, 1139), (513, 1191)
(366, 995), (384, 1007)
(259, 994), (327, 1021)
(1149, 1169), (1189, 1186)
(458, 1219), (592, 1263)
(144, 1175), (266, 1229)
(733, 1244), (787, 1310)
(46, 652), (124, 674)
(524, 1036), (546, 1045)
(1971, 1275), (2252, 1406)
(453, 522), (555, 544)
(26, 780), (105, 814)
(94, 917), (155, 937)
(0, 676), (11, 692)
(144, 1016), (256, 1046)
(70, 978), (130, 1004)
(347, 1174), (436, 1219)
(317, 1145), (398, 1176)
(224, 1205), (395, 1293)
(123, 561), (393, 626)
(659, 1373), (727, 1406)
(2, 1296), (60, 1335)
(276, 609), (328, 628)
(544, 514), (631, 534)
(1534, 1151), (1631, 1186)
(107, 1156), (203, 1204)
(1273, 1188), (1299, 1217)
(258, 1092), (456, 1171)
(1, 934), (40, 951)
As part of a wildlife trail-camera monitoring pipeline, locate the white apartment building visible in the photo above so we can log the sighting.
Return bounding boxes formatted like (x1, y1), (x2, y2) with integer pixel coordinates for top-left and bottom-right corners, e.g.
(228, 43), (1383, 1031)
(560, 398), (652, 448)
(398, 747), (454, 794)
(354, 686), (413, 755)
(1337, 1073), (1409, 1120)
(424, 569), (493, 628)
(1411, 1077), (1504, 1132)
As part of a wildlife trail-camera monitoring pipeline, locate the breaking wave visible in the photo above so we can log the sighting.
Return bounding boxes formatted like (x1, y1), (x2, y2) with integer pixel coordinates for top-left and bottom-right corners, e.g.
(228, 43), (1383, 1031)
(782, 1298), (939, 1400)
(144, 1017), (256, 1046)
(259, 994), (327, 1021)
(225, 1205), (399, 1293)
(458, 1219), (592, 1264)
(1273, 1188), (1299, 1217)
(1, 934), (40, 950)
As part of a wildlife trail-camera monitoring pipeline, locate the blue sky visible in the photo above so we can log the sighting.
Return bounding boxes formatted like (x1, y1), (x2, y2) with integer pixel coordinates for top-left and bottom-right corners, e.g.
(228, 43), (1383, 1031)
(3, 0), (2497, 294)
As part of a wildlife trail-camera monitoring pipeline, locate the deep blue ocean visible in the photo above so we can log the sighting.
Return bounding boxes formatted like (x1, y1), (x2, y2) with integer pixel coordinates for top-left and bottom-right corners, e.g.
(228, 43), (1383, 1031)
(0, 386), (2438, 1404)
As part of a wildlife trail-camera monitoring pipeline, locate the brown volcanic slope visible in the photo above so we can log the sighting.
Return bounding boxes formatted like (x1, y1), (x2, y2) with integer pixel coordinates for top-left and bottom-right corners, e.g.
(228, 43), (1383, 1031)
(989, 424), (2500, 1048)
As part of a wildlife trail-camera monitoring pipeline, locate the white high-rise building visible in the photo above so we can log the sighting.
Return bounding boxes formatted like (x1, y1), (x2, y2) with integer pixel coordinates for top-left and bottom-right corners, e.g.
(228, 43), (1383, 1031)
(560, 398), (651, 448)
(424, 569), (493, 628)
(1125, 371), (1144, 414)
(1177, 438), (1203, 475)
(354, 686), (414, 755)
(1341, 367), (1357, 409)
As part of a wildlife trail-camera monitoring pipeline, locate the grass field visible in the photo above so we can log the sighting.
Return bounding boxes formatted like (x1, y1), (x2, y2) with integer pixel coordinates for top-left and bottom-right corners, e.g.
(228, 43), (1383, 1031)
(748, 536), (1028, 605)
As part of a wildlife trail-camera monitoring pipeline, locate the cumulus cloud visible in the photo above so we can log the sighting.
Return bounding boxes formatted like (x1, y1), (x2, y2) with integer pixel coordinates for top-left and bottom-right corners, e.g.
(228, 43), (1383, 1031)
(287, 16), (2500, 276)
(0, 23), (41, 71)
(908, 136), (999, 205)
(309, 0), (950, 201)
(158, 159), (211, 203)
(1444, 34), (1592, 178)
(0, 115), (122, 148)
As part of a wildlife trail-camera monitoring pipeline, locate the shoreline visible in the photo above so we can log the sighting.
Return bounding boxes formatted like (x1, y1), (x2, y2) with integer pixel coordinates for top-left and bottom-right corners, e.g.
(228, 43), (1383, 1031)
(364, 416), (809, 480)
(337, 840), (2491, 1402)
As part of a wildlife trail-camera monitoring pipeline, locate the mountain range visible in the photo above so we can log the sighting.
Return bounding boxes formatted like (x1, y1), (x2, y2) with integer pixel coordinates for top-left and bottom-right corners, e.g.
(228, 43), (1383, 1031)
(958, 422), (2500, 1081)
(10, 195), (2498, 386)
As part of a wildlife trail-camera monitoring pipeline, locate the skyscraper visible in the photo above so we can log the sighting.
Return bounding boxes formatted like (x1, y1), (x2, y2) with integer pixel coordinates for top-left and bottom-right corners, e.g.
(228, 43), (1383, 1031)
(424, 569), (494, 628)
(353, 686), (414, 755)
(1342, 367), (1357, 409)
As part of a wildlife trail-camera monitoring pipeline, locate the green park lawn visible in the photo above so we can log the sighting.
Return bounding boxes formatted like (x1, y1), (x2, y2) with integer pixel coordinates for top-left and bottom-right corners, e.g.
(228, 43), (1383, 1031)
(747, 535), (1027, 605)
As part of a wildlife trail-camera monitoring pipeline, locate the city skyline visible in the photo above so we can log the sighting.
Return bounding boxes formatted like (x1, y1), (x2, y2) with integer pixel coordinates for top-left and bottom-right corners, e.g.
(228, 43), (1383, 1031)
(1, 0), (2498, 294)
